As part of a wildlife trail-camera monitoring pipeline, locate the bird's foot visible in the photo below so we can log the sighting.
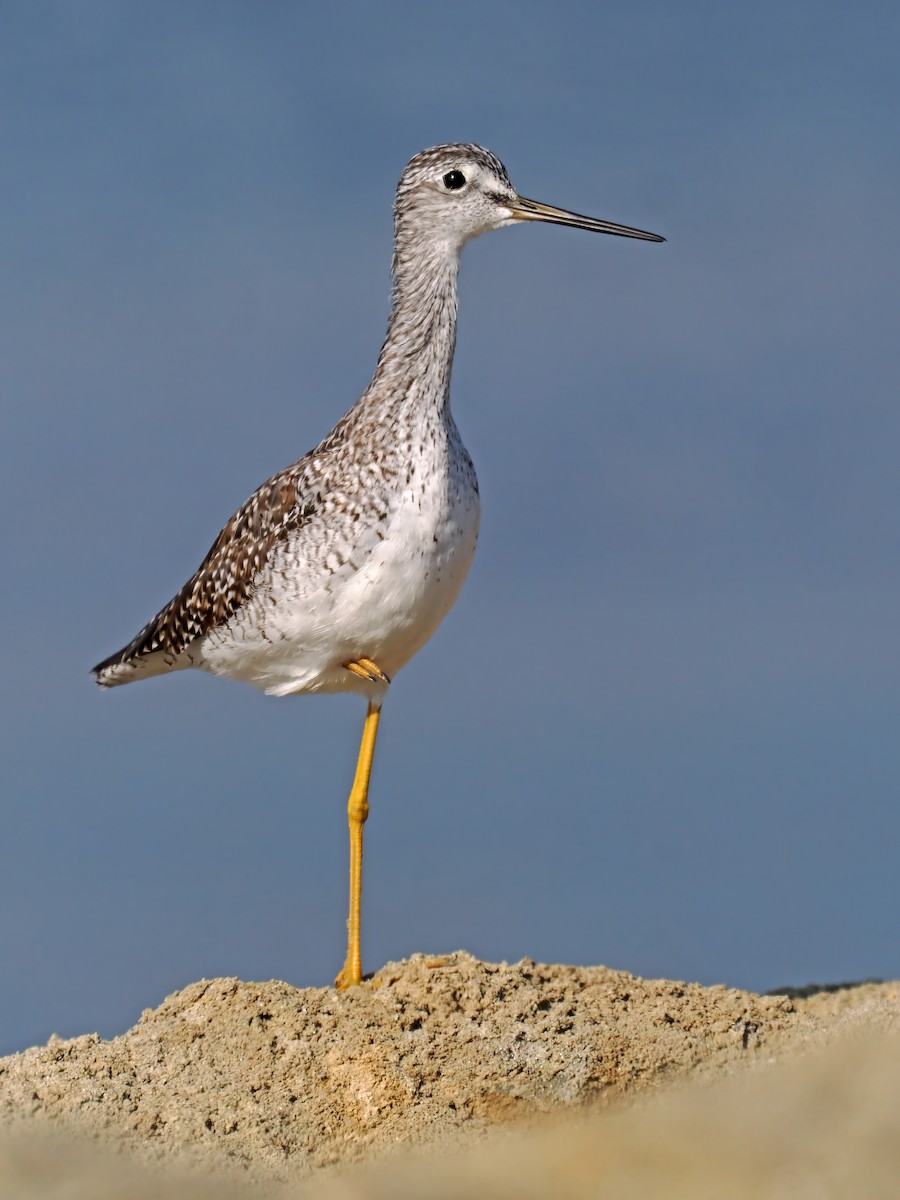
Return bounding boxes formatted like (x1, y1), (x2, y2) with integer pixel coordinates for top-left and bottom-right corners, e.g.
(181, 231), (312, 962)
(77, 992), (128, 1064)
(335, 964), (383, 991)
(344, 657), (391, 685)
(334, 963), (361, 991)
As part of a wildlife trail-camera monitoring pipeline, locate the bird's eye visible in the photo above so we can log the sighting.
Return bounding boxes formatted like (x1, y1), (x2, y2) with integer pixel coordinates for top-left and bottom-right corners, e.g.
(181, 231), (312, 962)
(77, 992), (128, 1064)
(442, 170), (467, 191)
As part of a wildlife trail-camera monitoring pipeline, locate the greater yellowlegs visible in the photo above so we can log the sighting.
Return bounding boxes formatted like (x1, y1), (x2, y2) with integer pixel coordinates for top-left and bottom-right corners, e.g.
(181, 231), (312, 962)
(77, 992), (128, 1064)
(93, 144), (664, 988)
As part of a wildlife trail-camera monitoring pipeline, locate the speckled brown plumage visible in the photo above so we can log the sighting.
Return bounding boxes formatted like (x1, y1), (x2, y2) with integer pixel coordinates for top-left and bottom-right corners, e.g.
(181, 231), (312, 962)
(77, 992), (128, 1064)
(93, 471), (318, 680)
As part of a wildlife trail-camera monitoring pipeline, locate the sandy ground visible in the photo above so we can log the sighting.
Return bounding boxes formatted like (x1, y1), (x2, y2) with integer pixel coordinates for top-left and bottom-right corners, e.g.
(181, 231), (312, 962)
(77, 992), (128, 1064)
(0, 952), (897, 1197)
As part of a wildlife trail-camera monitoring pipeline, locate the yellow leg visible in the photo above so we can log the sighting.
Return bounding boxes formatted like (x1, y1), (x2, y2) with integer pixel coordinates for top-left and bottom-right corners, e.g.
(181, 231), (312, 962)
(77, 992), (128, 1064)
(335, 701), (381, 989)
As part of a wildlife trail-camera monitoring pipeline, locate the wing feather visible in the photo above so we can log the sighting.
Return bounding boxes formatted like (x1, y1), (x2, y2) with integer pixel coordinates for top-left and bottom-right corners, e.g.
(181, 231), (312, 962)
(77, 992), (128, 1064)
(92, 467), (317, 685)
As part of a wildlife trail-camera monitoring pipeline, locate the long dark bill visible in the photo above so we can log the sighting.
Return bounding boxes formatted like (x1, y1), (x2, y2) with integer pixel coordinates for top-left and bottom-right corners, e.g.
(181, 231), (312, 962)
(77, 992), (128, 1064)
(510, 196), (665, 242)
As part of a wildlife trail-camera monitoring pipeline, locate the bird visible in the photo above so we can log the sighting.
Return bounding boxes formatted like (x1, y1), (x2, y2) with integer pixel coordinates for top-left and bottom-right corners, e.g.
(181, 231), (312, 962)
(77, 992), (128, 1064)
(92, 144), (664, 989)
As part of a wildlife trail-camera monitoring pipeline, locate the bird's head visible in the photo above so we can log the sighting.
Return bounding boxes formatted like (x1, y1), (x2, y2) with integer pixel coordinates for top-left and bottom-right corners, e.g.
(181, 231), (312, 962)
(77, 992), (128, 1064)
(394, 143), (664, 253)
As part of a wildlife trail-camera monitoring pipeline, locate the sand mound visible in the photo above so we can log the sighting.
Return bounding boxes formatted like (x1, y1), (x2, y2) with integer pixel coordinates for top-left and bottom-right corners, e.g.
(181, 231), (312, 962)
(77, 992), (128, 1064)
(317, 1023), (900, 1200)
(0, 952), (897, 1192)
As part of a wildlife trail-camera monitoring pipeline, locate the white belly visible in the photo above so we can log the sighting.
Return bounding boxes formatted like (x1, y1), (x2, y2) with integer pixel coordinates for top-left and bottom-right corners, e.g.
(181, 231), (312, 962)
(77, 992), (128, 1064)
(196, 466), (480, 697)
(326, 487), (479, 678)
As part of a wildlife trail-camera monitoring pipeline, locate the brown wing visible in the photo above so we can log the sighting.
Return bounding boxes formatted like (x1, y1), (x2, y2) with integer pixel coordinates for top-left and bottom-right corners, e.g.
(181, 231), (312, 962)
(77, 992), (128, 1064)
(92, 468), (317, 682)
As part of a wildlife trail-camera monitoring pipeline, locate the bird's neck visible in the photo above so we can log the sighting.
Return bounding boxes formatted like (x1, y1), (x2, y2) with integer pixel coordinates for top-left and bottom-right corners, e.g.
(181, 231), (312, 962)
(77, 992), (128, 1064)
(367, 236), (460, 417)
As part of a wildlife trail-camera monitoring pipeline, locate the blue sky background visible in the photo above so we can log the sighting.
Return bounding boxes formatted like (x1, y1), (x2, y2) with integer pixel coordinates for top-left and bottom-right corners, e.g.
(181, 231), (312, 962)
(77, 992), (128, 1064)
(2, 1), (899, 1055)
